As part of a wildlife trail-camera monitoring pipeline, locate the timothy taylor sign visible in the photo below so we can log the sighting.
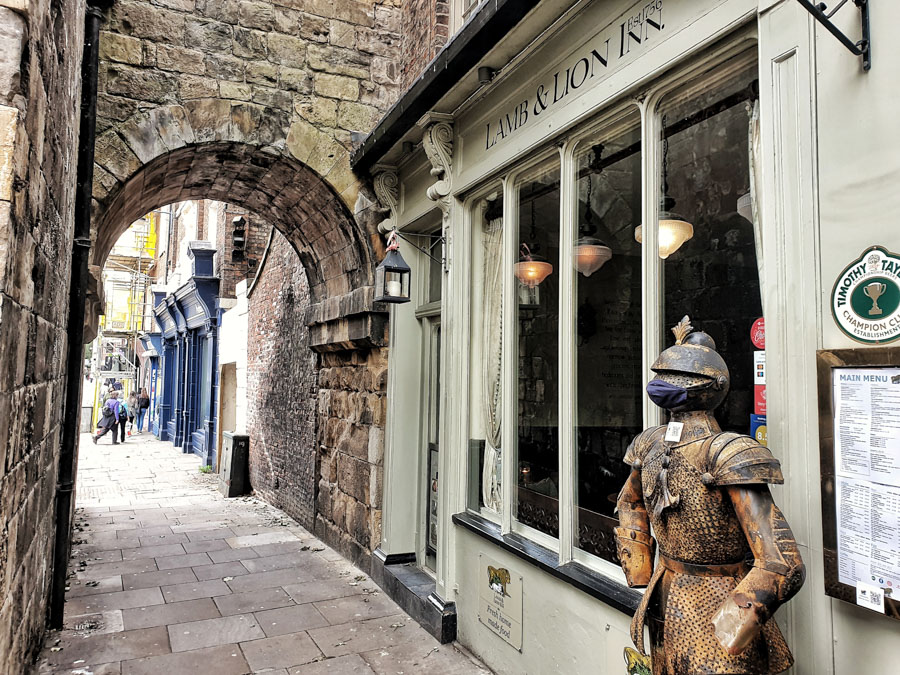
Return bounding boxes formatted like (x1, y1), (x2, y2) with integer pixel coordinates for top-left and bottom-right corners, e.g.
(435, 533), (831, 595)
(484, 0), (666, 151)
(832, 246), (900, 344)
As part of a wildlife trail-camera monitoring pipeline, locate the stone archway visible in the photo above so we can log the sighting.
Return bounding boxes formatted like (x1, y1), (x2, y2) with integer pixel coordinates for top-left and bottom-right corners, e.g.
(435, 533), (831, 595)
(90, 100), (388, 350)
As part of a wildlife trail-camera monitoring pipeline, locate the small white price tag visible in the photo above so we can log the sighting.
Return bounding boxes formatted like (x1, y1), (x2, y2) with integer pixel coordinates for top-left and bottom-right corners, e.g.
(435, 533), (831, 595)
(856, 581), (885, 614)
(665, 421), (684, 443)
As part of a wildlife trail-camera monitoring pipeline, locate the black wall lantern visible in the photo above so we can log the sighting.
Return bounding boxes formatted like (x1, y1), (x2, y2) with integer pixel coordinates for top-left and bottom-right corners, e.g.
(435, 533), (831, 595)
(374, 230), (411, 303)
(231, 215), (246, 262)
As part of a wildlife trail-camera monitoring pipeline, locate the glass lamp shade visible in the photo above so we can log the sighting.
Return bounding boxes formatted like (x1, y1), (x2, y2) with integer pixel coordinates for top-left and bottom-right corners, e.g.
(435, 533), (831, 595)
(514, 260), (553, 288)
(374, 249), (411, 303)
(573, 237), (613, 277)
(634, 214), (694, 259)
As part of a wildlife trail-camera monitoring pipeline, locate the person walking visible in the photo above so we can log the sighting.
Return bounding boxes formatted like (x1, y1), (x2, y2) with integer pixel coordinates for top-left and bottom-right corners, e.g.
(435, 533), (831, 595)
(118, 395), (129, 443)
(93, 391), (121, 444)
(126, 391), (138, 436)
(137, 388), (150, 433)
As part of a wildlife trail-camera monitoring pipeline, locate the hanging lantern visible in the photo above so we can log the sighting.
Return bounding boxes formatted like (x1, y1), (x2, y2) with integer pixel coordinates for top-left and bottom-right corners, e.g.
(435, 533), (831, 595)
(574, 147), (613, 276)
(374, 230), (411, 303)
(514, 243), (552, 288)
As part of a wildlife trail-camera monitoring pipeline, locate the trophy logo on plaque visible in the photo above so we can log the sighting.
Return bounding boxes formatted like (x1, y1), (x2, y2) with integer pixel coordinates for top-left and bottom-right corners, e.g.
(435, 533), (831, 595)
(864, 282), (887, 315)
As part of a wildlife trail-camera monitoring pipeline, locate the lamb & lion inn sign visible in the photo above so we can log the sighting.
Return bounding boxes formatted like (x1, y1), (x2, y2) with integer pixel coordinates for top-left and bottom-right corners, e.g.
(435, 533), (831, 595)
(485, 0), (666, 151)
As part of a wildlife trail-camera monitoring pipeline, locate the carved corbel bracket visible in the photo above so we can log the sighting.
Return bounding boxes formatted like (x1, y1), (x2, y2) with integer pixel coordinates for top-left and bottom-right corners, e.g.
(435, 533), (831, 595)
(371, 163), (399, 235)
(416, 112), (454, 216)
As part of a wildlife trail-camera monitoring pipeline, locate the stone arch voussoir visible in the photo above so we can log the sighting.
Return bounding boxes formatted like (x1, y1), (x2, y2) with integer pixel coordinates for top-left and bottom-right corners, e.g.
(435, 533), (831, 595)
(89, 99), (388, 349)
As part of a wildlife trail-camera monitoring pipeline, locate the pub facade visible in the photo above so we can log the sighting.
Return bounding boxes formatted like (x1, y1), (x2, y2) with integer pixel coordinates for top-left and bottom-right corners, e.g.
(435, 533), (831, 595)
(355, 1), (900, 673)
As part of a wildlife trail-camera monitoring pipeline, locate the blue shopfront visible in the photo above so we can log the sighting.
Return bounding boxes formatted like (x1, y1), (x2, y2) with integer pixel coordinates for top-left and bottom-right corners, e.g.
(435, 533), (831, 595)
(152, 242), (220, 466)
(138, 332), (162, 434)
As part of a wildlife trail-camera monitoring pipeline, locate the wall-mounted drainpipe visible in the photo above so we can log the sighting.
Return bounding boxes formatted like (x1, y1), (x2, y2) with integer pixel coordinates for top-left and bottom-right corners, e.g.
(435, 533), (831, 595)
(49, 0), (110, 629)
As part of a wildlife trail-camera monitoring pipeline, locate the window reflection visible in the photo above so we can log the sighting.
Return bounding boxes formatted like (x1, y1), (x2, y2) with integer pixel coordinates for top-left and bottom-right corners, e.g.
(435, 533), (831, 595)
(574, 116), (643, 559)
(660, 64), (761, 434)
(516, 165), (560, 537)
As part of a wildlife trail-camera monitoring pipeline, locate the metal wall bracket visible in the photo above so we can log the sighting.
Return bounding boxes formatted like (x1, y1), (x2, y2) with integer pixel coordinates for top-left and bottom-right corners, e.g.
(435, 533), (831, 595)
(391, 229), (446, 266)
(796, 0), (871, 71)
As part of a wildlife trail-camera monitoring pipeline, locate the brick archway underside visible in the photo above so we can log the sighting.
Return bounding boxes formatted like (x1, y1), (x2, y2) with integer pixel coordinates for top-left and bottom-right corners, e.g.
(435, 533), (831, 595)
(93, 142), (374, 303)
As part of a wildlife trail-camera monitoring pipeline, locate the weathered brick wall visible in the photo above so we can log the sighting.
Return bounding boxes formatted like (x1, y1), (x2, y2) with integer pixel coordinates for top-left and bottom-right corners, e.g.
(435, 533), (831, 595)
(401, 0), (450, 88)
(0, 0), (84, 671)
(216, 204), (268, 299)
(246, 230), (318, 530)
(315, 347), (387, 571)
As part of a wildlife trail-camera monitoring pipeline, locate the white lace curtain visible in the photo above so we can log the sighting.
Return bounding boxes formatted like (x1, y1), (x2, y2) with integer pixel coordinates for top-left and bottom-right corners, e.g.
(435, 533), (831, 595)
(481, 213), (503, 511)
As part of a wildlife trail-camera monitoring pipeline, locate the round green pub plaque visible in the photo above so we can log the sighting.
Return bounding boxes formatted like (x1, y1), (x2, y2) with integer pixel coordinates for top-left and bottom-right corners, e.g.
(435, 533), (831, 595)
(831, 246), (900, 344)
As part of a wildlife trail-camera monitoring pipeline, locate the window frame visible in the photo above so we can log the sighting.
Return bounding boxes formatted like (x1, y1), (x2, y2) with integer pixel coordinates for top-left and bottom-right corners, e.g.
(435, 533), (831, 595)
(463, 40), (762, 585)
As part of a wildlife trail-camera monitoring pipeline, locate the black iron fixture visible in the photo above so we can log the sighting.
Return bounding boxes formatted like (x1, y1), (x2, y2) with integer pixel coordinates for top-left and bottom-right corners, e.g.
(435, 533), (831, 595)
(231, 215), (246, 262)
(478, 66), (496, 85)
(796, 0), (871, 71)
(374, 228), (446, 304)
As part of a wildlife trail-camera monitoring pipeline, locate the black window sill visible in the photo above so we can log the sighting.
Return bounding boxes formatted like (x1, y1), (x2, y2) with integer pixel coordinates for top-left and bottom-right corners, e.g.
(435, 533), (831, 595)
(452, 511), (641, 616)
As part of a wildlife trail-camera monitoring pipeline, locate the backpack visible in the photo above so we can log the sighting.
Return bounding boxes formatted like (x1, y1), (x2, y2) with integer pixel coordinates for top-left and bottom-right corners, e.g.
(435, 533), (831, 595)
(101, 403), (112, 417)
(118, 405), (128, 422)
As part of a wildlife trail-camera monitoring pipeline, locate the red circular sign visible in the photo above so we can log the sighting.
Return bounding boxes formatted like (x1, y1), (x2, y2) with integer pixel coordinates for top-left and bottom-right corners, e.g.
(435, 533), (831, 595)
(750, 317), (765, 350)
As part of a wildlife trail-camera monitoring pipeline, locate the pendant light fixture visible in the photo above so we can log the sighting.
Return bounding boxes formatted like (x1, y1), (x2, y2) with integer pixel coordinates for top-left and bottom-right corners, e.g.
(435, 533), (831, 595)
(574, 145), (613, 277)
(515, 243), (552, 288)
(635, 116), (694, 259)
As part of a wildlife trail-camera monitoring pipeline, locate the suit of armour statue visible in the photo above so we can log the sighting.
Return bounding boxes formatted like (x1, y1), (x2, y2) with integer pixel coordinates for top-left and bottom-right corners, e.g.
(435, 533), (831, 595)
(615, 317), (805, 675)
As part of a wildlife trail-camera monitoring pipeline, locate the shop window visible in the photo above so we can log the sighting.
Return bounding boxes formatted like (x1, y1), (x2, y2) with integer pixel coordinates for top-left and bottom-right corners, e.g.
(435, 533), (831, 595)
(574, 112), (643, 560)
(515, 164), (561, 538)
(465, 51), (762, 574)
(659, 63), (761, 434)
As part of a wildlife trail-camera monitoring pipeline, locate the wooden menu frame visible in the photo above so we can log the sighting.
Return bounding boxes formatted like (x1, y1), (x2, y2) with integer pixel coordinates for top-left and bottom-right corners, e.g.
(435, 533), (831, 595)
(816, 347), (900, 620)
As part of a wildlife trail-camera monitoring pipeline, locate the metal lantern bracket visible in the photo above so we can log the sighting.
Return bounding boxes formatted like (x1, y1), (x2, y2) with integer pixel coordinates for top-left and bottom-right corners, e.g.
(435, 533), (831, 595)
(390, 229), (446, 266)
(796, 0), (871, 71)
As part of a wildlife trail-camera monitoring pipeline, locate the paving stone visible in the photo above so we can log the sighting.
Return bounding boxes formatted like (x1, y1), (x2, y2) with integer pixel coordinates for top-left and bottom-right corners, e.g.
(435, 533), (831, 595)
(240, 632), (324, 671)
(66, 576), (124, 598)
(252, 540), (308, 557)
(282, 578), (368, 605)
(312, 593), (401, 625)
(122, 598), (221, 631)
(226, 567), (316, 593)
(184, 527), (236, 542)
(156, 552), (213, 570)
(73, 549), (124, 564)
(139, 533), (189, 547)
(307, 615), (418, 658)
(240, 551), (308, 574)
(162, 579), (233, 603)
(121, 544), (187, 560)
(226, 531), (301, 548)
(289, 653), (375, 674)
(41, 626), (170, 667)
(214, 587), (295, 616)
(193, 561), (251, 581)
(360, 641), (491, 675)
(121, 643), (250, 675)
(182, 538), (233, 554)
(255, 603), (330, 637)
(168, 613), (265, 652)
(65, 588), (166, 616)
(209, 546), (260, 563)
(122, 567), (198, 590)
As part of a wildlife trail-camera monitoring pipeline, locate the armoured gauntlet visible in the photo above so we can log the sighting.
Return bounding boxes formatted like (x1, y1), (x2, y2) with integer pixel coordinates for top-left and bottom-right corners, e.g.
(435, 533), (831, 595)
(616, 468), (654, 588)
(712, 486), (806, 655)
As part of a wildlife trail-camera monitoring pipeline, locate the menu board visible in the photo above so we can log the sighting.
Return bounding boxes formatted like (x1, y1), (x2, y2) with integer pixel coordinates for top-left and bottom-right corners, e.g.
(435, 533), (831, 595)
(819, 351), (900, 619)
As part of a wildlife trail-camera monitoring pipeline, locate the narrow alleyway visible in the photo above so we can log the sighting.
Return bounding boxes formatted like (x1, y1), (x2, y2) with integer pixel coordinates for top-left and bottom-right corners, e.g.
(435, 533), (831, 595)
(33, 435), (490, 675)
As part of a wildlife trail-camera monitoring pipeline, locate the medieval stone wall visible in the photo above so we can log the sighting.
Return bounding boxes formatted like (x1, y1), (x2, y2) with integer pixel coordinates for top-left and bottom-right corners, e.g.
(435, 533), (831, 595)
(315, 346), (387, 571)
(0, 0), (84, 671)
(246, 229), (318, 530)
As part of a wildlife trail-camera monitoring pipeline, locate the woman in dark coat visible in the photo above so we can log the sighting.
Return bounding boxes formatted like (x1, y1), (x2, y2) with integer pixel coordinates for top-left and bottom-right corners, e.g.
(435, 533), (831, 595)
(93, 391), (121, 444)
